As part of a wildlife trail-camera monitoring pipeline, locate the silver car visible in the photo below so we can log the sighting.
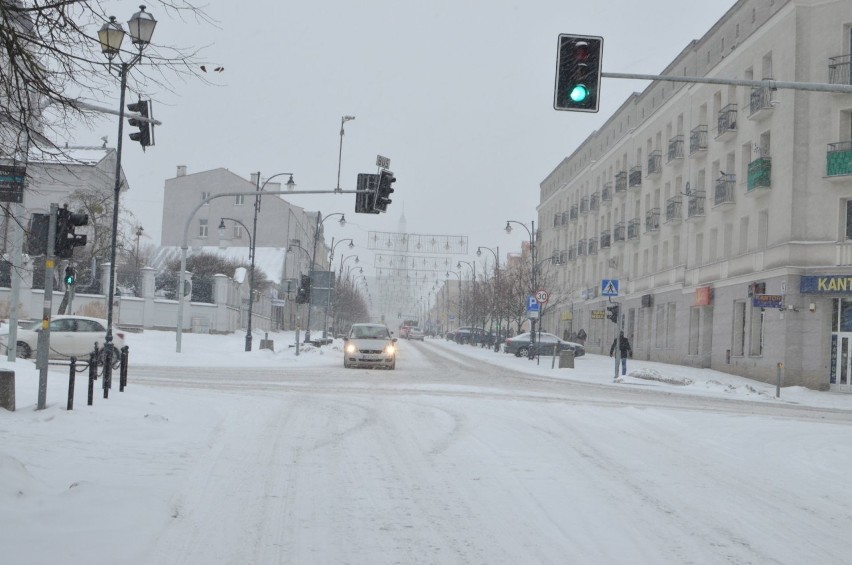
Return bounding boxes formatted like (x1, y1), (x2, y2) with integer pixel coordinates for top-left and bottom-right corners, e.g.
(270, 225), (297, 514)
(5, 315), (126, 364)
(343, 323), (397, 370)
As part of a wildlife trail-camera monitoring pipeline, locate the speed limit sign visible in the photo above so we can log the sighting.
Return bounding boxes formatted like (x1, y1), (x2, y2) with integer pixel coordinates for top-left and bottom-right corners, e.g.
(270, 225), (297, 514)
(535, 289), (549, 304)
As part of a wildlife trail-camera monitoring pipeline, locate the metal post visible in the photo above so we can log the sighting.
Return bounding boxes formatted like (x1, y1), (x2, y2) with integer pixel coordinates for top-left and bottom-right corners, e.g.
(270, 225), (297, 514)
(36, 203), (58, 409)
(7, 201), (23, 362)
(305, 212), (321, 343)
(67, 357), (76, 410)
(776, 362), (783, 398)
(246, 173), (260, 351)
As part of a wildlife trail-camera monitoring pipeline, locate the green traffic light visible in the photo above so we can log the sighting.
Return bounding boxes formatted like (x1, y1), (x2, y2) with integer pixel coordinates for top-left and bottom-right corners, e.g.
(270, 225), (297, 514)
(65, 276), (74, 285)
(570, 84), (589, 103)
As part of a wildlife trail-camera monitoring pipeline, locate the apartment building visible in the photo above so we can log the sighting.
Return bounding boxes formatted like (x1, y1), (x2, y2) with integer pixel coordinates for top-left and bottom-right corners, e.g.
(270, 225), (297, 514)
(538, 0), (852, 390)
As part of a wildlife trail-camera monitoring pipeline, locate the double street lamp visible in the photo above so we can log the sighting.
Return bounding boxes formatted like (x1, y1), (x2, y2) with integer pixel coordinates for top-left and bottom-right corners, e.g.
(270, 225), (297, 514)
(98, 6), (157, 376)
(506, 219), (537, 358)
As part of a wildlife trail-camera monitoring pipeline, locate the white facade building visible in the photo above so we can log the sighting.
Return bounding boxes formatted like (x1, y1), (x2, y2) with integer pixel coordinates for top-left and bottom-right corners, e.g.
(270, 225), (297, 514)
(538, 0), (852, 390)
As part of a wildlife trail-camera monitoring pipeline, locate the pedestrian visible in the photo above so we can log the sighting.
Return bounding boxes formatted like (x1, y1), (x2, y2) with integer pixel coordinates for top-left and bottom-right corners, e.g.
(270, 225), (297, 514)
(609, 331), (633, 375)
(576, 328), (587, 345)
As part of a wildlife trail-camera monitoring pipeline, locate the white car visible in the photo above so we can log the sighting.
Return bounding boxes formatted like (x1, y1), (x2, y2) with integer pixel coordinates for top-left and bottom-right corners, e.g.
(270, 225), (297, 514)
(343, 323), (397, 370)
(5, 315), (126, 364)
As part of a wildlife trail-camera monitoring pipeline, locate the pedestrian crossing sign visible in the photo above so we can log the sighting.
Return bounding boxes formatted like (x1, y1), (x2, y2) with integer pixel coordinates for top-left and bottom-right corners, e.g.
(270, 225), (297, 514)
(601, 279), (619, 297)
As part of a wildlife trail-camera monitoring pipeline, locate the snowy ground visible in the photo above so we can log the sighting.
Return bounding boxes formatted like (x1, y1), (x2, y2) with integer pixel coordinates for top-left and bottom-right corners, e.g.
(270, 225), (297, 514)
(2, 329), (851, 564)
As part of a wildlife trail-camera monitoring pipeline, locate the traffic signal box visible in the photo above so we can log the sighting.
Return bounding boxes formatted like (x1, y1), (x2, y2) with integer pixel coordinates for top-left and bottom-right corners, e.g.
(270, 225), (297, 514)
(127, 99), (153, 149)
(64, 266), (76, 286)
(355, 173), (379, 214)
(554, 34), (603, 113)
(55, 206), (89, 259)
(296, 274), (312, 304)
(607, 304), (620, 324)
(375, 170), (396, 212)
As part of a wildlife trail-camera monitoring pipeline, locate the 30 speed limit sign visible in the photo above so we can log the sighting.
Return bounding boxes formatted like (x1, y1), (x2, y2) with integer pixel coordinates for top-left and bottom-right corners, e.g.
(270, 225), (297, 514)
(535, 289), (549, 304)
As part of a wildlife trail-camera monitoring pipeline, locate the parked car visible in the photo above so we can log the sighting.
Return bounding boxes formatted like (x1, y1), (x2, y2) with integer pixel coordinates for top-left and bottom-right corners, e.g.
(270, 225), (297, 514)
(4, 315), (126, 365)
(503, 332), (585, 358)
(408, 327), (425, 341)
(343, 323), (397, 370)
(453, 326), (486, 344)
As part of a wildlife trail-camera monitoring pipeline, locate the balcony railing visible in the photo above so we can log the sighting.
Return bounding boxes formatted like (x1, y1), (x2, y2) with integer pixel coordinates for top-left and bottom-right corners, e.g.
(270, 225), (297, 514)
(827, 141), (852, 177)
(613, 221), (626, 242)
(647, 150), (662, 175)
(714, 173), (736, 205)
(569, 204), (578, 221)
(588, 238), (598, 255)
(577, 239), (587, 256)
(749, 85), (774, 119)
(667, 134), (685, 162)
(666, 196), (682, 222)
(600, 231), (611, 249)
(580, 196), (589, 214)
(747, 158), (771, 191)
(627, 218), (641, 240)
(602, 182), (613, 202)
(645, 208), (660, 232)
(829, 54), (852, 85)
(615, 171), (628, 193)
(629, 165), (642, 187)
(716, 104), (737, 139)
(590, 192), (600, 211)
(689, 125), (708, 155)
(687, 190), (706, 218)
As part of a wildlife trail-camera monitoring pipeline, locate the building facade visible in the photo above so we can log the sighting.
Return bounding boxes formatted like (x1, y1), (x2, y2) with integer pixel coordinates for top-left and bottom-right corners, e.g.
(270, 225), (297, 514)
(537, 0), (852, 391)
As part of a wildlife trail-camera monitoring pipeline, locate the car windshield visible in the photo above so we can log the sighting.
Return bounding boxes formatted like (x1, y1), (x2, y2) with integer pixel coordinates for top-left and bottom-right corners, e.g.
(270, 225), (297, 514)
(351, 326), (388, 339)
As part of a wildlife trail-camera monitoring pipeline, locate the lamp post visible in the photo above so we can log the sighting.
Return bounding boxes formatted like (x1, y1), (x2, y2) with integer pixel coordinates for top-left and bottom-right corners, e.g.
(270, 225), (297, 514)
(336, 115), (355, 192)
(324, 237), (354, 338)
(135, 225), (144, 293)
(457, 260), (476, 329)
(305, 211), (346, 342)
(506, 219), (537, 358)
(339, 253), (359, 277)
(98, 6), (157, 376)
(218, 216), (255, 343)
(446, 270), (462, 331)
(477, 245), (500, 343)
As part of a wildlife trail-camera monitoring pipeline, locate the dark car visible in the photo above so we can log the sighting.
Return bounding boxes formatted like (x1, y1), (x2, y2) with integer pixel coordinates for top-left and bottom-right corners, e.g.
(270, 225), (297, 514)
(453, 326), (486, 344)
(503, 332), (585, 358)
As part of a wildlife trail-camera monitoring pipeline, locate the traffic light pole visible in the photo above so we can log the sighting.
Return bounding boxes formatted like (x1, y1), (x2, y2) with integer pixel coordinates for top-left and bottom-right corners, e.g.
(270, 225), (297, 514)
(36, 203), (58, 409)
(600, 72), (852, 94)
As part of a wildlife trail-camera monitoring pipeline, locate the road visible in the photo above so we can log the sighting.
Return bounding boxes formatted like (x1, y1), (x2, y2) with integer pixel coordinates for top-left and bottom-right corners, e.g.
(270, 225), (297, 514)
(130, 339), (852, 565)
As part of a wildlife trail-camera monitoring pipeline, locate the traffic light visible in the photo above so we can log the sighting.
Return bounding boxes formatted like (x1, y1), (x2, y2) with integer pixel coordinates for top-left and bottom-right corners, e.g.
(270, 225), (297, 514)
(26, 213), (50, 255)
(296, 275), (311, 304)
(606, 303), (620, 324)
(355, 173), (379, 214)
(54, 206), (89, 259)
(64, 266), (76, 286)
(375, 169), (396, 213)
(127, 99), (153, 149)
(554, 34), (603, 113)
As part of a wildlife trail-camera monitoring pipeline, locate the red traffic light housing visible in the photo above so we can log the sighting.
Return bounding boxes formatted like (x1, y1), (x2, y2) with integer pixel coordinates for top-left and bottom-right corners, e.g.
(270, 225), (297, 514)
(127, 99), (153, 149)
(375, 170), (396, 213)
(54, 206), (89, 259)
(355, 173), (379, 214)
(606, 303), (619, 324)
(554, 34), (603, 113)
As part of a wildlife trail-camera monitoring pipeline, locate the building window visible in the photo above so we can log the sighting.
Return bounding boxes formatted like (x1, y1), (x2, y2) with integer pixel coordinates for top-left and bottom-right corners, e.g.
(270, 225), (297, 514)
(201, 191), (212, 205)
(233, 226), (243, 239)
(235, 194), (245, 206)
(199, 219), (208, 237)
(732, 301), (746, 356)
(666, 303), (676, 347)
(749, 307), (765, 356)
(655, 304), (666, 348)
(689, 307), (700, 355)
(846, 200), (852, 240)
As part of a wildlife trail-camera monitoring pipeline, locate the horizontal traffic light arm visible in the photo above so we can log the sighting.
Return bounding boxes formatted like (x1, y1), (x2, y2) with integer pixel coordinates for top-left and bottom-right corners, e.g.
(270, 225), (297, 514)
(601, 72), (852, 94)
(73, 100), (163, 125)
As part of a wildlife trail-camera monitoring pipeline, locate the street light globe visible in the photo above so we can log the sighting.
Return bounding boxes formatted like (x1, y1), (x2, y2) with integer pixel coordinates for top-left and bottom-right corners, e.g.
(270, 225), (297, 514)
(504, 221), (513, 234)
(348, 240), (354, 249)
(128, 5), (157, 46)
(339, 215), (346, 227)
(476, 248), (482, 257)
(286, 175), (296, 191)
(98, 16), (126, 59)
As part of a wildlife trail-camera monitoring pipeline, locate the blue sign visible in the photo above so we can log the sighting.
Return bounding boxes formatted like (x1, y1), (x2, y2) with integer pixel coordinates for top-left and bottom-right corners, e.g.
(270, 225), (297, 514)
(601, 279), (619, 297)
(801, 275), (852, 294)
(752, 294), (784, 309)
(526, 296), (540, 312)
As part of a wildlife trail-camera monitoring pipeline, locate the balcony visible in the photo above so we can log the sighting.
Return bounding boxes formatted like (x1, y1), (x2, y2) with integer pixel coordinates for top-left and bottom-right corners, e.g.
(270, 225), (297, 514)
(553, 212), (562, 227)
(666, 196), (682, 223)
(716, 104), (737, 141)
(714, 173), (736, 206)
(689, 125), (708, 156)
(569, 204), (578, 221)
(602, 182), (613, 202)
(580, 196), (589, 214)
(827, 141), (852, 178)
(647, 150), (663, 176)
(588, 238), (598, 255)
(613, 221), (626, 243)
(629, 165), (642, 188)
(627, 218), (641, 240)
(829, 54), (851, 86)
(645, 208), (660, 232)
(615, 171), (628, 194)
(600, 231), (611, 250)
(687, 190), (706, 219)
(747, 157), (772, 191)
(590, 192), (600, 212)
(567, 248), (576, 261)
(577, 239), (587, 257)
(749, 84), (775, 121)
(559, 250), (568, 264)
(667, 134), (685, 163)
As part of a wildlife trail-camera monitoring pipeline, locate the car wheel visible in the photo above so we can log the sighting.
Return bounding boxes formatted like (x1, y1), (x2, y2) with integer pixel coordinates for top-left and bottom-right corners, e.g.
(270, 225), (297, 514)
(16, 341), (32, 359)
(517, 346), (529, 358)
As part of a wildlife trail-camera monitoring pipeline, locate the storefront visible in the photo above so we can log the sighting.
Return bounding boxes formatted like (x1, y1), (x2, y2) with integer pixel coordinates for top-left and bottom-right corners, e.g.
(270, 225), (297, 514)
(801, 275), (852, 393)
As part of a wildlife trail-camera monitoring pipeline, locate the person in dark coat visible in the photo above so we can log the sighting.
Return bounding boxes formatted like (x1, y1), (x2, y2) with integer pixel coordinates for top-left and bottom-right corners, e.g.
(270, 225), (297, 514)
(610, 331), (633, 375)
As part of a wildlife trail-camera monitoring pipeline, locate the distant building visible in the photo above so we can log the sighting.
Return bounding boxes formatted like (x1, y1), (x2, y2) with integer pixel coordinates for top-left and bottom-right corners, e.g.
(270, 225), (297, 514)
(537, 0), (852, 391)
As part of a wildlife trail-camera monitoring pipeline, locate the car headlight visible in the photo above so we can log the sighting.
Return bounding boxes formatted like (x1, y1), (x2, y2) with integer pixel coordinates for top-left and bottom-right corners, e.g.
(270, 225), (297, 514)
(384, 344), (396, 356)
(345, 343), (358, 354)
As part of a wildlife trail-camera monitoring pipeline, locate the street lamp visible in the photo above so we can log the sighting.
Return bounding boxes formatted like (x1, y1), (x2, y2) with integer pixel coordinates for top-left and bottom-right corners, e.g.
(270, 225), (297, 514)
(446, 270), (462, 331)
(457, 260), (476, 327)
(218, 216), (255, 345)
(339, 253), (359, 276)
(98, 6), (157, 377)
(135, 225), (144, 293)
(305, 211), (347, 342)
(336, 115), (355, 192)
(324, 237), (354, 338)
(477, 245), (500, 342)
(506, 219), (537, 358)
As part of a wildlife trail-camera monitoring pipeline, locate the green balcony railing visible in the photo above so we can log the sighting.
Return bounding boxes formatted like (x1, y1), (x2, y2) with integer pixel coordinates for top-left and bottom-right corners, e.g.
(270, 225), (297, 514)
(747, 157), (771, 191)
(827, 142), (852, 177)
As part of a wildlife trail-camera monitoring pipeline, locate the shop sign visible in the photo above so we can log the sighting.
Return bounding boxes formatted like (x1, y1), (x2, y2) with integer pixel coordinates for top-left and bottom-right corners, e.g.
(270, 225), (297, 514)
(752, 294), (784, 309)
(800, 275), (852, 294)
(695, 286), (713, 306)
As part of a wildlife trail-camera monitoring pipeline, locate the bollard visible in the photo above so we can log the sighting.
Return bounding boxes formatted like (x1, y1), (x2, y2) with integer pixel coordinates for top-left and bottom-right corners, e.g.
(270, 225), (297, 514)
(103, 345), (112, 399)
(776, 362), (783, 398)
(119, 346), (129, 392)
(88, 351), (97, 406)
(0, 369), (15, 411)
(67, 357), (77, 410)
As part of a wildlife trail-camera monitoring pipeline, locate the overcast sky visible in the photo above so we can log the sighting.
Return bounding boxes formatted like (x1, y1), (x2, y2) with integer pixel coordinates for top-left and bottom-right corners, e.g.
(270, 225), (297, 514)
(80, 0), (733, 268)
